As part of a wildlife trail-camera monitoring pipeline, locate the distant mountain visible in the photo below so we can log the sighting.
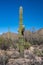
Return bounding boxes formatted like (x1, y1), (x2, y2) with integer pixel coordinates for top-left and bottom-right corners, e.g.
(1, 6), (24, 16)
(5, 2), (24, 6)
(0, 28), (43, 44)
(1, 32), (18, 41)
(36, 28), (43, 36)
(0, 28), (43, 38)
(24, 28), (43, 44)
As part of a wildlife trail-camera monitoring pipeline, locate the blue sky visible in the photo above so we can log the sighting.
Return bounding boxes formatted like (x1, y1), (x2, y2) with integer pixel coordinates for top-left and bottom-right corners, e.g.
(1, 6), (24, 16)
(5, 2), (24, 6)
(0, 0), (43, 34)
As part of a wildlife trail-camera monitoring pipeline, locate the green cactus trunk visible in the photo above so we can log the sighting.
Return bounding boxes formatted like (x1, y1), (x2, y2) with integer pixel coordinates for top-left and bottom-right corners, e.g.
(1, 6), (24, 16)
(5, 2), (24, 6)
(18, 6), (25, 57)
(18, 36), (24, 57)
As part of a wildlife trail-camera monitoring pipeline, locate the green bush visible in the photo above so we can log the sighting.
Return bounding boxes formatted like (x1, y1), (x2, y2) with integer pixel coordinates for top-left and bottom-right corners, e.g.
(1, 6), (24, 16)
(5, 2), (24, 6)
(0, 37), (12, 50)
(24, 42), (31, 49)
(34, 49), (43, 57)
(13, 44), (17, 49)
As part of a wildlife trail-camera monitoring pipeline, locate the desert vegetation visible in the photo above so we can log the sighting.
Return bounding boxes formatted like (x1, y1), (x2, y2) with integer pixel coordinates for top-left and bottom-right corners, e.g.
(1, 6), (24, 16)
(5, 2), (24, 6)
(0, 29), (43, 65)
(0, 6), (43, 65)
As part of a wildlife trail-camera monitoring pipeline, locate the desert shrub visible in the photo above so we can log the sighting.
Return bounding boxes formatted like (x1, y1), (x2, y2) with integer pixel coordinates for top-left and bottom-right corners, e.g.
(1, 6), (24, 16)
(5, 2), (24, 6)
(24, 30), (43, 45)
(36, 50), (41, 56)
(24, 42), (31, 49)
(34, 49), (43, 57)
(13, 44), (17, 49)
(40, 50), (43, 57)
(0, 37), (12, 50)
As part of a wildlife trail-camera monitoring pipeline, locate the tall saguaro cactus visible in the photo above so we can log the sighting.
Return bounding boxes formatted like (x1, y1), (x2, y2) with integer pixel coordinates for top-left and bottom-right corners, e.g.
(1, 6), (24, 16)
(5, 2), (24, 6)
(18, 6), (23, 35)
(18, 6), (25, 57)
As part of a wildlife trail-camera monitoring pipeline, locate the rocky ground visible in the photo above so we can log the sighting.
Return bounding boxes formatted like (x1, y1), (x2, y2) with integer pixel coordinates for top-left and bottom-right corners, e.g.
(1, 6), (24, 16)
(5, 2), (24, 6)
(0, 45), (43, 65)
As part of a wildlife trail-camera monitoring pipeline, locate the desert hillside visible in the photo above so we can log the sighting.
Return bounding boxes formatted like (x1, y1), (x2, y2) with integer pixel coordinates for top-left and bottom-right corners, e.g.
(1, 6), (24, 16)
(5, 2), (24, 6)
(0, 28), (43, 45)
